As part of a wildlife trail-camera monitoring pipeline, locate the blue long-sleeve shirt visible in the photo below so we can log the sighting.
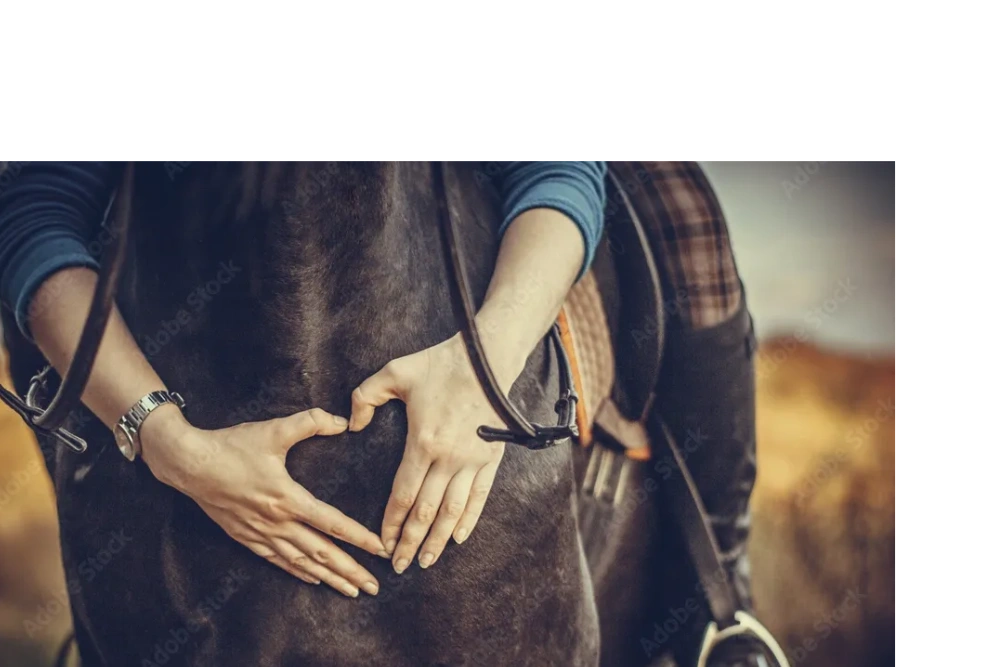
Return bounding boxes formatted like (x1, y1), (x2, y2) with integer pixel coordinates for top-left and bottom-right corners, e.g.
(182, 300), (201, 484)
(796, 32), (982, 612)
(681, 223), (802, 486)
(0, 162), (606, 338)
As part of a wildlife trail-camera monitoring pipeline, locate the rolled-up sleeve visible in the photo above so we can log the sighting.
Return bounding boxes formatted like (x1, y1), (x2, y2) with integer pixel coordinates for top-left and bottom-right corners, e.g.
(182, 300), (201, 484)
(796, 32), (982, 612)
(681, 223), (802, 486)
(0, 162), (118, 338)
(496, 162), (607, 279)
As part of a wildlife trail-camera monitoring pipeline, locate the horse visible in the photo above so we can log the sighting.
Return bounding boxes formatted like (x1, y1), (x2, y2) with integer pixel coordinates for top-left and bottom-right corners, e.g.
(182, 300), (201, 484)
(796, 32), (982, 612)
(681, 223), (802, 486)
(4, 162), (607, 667)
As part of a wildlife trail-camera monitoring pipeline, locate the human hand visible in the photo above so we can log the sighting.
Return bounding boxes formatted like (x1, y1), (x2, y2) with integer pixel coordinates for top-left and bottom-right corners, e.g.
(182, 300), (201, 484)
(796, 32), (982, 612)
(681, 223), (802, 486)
(349, 333), (523, 574)
(141, 406), (387, 597)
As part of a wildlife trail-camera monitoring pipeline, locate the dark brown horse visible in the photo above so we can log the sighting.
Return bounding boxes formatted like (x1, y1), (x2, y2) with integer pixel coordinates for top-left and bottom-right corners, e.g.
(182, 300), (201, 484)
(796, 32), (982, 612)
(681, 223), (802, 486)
(6, 163), (605, 667)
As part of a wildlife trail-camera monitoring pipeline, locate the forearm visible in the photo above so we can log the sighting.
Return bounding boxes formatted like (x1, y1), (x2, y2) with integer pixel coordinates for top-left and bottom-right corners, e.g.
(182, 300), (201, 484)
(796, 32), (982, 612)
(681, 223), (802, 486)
(29, 266), (176, 430)
(474, 208), (585, 388)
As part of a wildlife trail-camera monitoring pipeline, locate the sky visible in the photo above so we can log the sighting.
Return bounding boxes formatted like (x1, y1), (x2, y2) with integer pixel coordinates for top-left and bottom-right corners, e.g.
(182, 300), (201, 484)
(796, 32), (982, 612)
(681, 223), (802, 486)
(700, 162), (895, 353)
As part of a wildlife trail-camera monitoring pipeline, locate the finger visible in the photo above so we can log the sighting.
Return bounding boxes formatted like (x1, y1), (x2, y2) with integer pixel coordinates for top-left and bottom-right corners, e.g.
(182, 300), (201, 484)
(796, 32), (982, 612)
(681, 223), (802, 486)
(271, 536), (362, 598)
(278, 525), (380, 596)
(419, 468), (475, 569)
(288, 482), (389, 558)
(269, 408), (349, 453)
(453, 460), (500, 545)
(350, 361), (404, 432)
(392, 463), (451, 574)
(245, 541), (320, 585)
(381, 447), (432, 558)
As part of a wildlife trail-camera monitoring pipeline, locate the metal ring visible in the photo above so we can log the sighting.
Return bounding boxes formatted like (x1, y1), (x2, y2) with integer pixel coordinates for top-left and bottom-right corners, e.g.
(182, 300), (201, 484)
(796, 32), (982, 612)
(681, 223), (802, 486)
(25, 365), (57, 411)
(23, 365), (88, 453)
(697, 611), (790, 667)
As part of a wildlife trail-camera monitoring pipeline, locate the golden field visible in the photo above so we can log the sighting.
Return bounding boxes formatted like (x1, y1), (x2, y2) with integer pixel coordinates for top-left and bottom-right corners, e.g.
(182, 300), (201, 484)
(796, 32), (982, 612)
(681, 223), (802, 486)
(751, 338), (894, 667)
(0, 348), (71, 667)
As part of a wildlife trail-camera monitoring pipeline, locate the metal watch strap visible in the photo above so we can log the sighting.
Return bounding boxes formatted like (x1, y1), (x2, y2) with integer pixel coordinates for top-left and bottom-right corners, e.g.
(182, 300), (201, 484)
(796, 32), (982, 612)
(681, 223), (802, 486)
(119, 390), (186, 456)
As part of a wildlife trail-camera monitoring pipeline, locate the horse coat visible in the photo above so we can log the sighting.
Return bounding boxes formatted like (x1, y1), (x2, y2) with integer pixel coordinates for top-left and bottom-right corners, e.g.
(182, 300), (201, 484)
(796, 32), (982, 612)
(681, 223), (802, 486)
(5, 162), (601, 667)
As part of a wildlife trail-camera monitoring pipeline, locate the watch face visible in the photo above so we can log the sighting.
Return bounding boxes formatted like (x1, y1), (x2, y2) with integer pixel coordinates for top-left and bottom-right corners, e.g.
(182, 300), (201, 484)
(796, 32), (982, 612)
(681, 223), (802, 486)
(114, 424), (136, 461)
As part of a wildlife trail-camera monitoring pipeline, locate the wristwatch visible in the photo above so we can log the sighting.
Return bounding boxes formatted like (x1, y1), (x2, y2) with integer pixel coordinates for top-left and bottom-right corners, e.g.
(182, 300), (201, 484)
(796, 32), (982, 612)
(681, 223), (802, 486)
(113, 390), (187, 461)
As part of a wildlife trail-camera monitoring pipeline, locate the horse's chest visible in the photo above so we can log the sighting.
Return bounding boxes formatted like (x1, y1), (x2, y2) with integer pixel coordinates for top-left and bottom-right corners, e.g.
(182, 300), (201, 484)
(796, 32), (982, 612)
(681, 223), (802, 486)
(121, 162), (432, 424)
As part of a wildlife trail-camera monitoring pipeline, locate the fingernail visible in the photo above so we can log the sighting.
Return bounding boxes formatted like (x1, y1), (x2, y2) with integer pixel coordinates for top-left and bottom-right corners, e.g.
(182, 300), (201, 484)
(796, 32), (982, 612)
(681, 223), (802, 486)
(393, 558), (409, 574)
(385, 539), (397, 553)
(308, 577), (321, 585)
(377, 549), (391, 559)
(455, 528), (468, 544)
(342, 584), (360, 598)
(419, 553), (436, 568)
(332, 415), (348, 428)
(362, 581), (379, 596)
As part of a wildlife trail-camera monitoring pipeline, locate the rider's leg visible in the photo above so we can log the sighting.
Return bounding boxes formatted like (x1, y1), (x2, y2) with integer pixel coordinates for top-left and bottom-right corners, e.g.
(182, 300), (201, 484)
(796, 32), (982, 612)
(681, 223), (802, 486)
(611, 162), (760, 665)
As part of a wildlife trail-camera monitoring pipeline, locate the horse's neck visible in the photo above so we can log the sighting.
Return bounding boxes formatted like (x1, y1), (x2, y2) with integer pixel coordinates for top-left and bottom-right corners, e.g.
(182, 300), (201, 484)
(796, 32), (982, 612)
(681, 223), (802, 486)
(122, 162), (493, 425)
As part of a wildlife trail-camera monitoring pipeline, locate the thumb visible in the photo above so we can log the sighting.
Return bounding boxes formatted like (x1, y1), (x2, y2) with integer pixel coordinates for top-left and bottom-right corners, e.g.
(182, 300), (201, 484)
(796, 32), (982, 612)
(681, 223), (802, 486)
(271, 408), (348, 453)
(350, 360), (405, 432)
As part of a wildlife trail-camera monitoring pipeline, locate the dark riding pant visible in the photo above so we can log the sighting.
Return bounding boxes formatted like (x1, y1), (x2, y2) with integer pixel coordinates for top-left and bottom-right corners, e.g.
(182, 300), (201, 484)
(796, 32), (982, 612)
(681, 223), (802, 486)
(653, 299), (758, 667)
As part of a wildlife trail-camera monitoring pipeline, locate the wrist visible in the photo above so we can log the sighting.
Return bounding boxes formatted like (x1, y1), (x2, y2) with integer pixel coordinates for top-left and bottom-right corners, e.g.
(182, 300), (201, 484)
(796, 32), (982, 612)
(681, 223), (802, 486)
(139, 403), (188, 443)
(138, 404), (197, 474)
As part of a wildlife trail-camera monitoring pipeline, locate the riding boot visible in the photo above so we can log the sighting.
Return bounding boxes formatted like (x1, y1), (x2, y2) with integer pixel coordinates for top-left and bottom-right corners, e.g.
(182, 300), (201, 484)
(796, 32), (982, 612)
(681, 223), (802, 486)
(650, 297), (760, 666)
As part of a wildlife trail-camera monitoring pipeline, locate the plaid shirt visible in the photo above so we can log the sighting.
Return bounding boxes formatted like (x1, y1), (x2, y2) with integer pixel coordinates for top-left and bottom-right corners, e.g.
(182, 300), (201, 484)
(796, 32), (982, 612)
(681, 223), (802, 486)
(608, 162), (742, 330)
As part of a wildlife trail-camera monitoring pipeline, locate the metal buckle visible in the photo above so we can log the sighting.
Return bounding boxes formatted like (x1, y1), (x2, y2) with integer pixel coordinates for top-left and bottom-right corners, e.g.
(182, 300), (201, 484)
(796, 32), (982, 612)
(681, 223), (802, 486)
(697, 611), (790, 667)
(24, 365), (89, 454)
(580, 442), (632, 506)
(476, 384), (579, 450)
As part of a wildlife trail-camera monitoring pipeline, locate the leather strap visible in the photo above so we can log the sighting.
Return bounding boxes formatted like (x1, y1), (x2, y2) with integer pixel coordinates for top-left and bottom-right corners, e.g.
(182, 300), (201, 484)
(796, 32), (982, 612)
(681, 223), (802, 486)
(606, 166), (665, 422)
(649, 412), (740, 628)
(592, 398), (651, 460)
(556, 309), (592, 445)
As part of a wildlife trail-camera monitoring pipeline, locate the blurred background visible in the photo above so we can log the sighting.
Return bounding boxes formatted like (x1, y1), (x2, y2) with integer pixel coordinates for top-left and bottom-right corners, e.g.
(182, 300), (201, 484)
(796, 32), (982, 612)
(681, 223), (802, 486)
(0, 162), (894, 667)
(702, 162), (894, 667)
